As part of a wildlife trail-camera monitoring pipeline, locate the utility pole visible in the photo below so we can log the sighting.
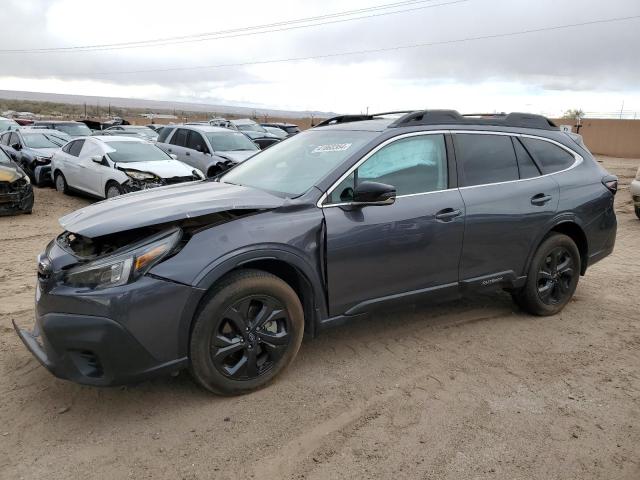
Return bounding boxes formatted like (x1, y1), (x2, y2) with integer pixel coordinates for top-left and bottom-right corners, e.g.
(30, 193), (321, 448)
(620, 100), (625, 119)
(84, 103), (87, 118)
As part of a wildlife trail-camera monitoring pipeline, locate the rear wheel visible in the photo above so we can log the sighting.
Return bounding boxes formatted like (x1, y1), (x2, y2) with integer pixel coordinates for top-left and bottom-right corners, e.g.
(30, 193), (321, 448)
(635, 207), (640, 220)
(54, 172), (68, 194)
(513, 233), (580, 316)
(189, 269), (304, 395)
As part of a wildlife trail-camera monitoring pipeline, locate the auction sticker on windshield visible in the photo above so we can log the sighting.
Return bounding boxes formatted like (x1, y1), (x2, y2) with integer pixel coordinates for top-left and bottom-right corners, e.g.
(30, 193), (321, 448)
(312, 143), (352, 153)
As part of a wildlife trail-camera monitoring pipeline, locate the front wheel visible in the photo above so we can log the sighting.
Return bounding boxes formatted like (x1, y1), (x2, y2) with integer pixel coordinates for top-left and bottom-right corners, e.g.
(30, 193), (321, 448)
(512, 233), (580, 316)
(189, 269), (304, 395)
(635, 206), (640, 220)
(105, 181), (124, 198)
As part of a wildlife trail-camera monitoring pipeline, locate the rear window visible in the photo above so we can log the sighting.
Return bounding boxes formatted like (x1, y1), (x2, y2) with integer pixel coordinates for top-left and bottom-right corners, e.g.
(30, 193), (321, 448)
(520, 137), (576, 174)
(157, 126), (175, 143)
(512, 137), (541, 179)
(455, 134), (519, 187)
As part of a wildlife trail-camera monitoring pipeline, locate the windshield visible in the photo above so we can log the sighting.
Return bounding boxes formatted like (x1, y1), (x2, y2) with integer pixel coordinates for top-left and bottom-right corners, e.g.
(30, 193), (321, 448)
(221, 129), (376, 196)
(54, 123), (92, 136)
(22, 133), (65, 148)
(237, 123), (267, 133)
(205, 132), (258, 151)
(106, 141), (170, 163)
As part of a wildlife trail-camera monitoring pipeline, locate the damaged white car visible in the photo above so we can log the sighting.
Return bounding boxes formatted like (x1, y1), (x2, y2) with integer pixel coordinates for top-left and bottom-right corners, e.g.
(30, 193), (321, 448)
(51, 136), (203, 198)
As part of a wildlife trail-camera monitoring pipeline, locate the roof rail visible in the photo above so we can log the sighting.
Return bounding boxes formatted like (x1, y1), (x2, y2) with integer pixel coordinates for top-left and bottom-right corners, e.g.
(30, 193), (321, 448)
(313, 110), (418, 128)
(388, 110), (558, 130)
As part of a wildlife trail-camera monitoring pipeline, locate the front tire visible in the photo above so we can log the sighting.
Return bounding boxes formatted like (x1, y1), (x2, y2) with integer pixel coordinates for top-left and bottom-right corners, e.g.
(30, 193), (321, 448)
(189, 269), (304, 395)
(513, 233), (580, 316)
(105, 181), (124, 198)
(635, 206), (640, 220)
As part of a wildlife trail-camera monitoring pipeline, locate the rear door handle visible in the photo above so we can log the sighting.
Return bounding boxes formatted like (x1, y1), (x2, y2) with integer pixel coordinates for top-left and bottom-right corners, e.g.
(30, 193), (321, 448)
(435, 208), (462, 221)
(531, 193), (552, 206)
(167, 148), (172, 152)
(185, 151), (190, 156)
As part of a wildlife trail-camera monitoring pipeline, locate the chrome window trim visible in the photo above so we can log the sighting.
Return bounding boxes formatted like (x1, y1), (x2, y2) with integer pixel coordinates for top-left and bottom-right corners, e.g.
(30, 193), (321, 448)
(318, 130), (583, 207)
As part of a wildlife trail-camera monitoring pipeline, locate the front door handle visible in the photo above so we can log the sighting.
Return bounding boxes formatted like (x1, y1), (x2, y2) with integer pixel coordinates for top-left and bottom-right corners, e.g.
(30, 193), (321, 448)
(167, 148), (172, 152)
(531, 193), (552, 206)
(435, 208), (462, 221)
(185, 151), (190, 156)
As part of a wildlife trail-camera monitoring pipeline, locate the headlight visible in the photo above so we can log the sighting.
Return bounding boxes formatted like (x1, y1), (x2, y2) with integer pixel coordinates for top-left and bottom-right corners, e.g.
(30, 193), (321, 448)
(124, 170), (157, 181)
(35, 156), (51, 164)
(64, 229), (181, 290)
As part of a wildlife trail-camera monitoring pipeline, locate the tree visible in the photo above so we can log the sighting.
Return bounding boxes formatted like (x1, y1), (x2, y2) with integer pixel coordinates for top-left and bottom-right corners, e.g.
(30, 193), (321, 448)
(563, 108), (585, 120)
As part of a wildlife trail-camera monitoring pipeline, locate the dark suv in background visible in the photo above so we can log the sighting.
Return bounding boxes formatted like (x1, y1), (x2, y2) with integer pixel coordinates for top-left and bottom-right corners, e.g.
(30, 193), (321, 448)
(15, 110), (617, 395)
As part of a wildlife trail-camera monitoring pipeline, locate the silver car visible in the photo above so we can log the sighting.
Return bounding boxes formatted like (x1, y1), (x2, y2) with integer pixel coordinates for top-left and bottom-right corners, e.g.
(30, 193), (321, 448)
(156, 125), (259, 177)
(631, 165), (640, 219)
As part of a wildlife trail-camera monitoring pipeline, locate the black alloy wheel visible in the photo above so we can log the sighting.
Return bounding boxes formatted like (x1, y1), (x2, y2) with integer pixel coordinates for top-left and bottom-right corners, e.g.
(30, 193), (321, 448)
(211, 295), (291, 380)
(189, 269), (304, 395)
(536, 246), (575, 305)
(512, 233), (580, 316)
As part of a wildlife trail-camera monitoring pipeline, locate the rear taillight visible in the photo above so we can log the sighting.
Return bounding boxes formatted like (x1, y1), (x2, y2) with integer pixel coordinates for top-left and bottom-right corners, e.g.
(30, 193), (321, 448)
(602, 175), (618, 195)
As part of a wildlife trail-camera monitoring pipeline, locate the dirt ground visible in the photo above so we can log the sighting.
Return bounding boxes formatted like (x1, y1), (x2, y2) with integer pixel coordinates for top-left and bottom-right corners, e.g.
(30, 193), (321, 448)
(1, 156), (639, 480)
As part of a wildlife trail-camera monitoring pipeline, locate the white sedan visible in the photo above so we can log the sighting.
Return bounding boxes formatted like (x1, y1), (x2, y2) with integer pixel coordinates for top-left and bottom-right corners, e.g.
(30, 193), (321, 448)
(51, 136), (203, 199)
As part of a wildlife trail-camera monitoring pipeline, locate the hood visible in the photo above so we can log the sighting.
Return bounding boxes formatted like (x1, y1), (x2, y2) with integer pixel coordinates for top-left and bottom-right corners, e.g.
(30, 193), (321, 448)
(0, 164), (24, 183)
(26, 147), (59, 158)
(116, 159), (196, 178)
(215, 150), (257, 163)
(59, 180), (284, 237)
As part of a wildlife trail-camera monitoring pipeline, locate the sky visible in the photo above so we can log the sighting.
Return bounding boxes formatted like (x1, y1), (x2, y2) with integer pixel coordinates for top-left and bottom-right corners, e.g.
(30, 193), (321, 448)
(0, 0), (639, 117)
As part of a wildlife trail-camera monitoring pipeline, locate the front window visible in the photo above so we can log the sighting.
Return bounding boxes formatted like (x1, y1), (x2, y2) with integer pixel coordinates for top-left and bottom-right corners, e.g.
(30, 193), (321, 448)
(0, 147), (11, 164)
(221, 129), (377, 196)
(22, 133), (66, 148)
(328, 134), (448, 203)
(205, 132), (258, 152)
(105, 141), (171, 163)
(55, 123), (92, 136)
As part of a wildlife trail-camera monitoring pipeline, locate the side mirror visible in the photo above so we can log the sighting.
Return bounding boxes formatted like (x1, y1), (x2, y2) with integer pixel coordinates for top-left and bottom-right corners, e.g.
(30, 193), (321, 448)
(91, 155), (105, 165)
(352, 181), (396, 206)
(169, 153), (178, 160)
(11, 143), (21, 151)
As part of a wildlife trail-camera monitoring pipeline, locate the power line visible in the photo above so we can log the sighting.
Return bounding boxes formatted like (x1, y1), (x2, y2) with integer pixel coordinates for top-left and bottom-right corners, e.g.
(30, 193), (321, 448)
(0, 0), (462, 54)
(56, 14), (640, 77)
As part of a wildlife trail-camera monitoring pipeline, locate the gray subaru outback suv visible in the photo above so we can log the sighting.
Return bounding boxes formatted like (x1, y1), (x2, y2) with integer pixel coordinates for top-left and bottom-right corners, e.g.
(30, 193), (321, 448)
(15, 110), (617, 395)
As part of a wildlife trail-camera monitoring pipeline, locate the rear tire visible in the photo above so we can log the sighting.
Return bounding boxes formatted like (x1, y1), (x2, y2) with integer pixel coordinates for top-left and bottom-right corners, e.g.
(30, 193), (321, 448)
(512, 233), (580, 316)
(189, 269), (304, 395)
(635, 207), (640, 220)
(54, 172), (68, 194)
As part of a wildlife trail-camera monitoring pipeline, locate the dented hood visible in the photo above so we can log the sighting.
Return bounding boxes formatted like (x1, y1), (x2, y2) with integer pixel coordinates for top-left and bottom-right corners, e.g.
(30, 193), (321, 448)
(59, 181), (284, 238)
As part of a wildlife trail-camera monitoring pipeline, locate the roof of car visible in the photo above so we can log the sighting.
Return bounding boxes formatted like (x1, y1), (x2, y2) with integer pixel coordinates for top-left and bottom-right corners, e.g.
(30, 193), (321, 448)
(314, 110), (559, 132)
(91, 135), (150, 143)
(33, 120), (84, 124)
(312, 118), (395, 132)
(178, 124), (241, 133)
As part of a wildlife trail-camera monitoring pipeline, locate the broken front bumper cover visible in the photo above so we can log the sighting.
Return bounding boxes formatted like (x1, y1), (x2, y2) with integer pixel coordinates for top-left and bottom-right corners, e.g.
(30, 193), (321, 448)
(0, 183), (33, 215)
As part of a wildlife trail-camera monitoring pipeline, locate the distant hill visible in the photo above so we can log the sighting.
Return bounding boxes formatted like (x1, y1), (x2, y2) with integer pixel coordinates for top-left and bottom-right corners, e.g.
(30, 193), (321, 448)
(0, 90), (336, 119)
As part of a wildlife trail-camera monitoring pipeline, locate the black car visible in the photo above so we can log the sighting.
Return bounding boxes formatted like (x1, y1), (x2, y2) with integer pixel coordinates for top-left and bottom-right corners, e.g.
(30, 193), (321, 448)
(0, 129), (66, 186)
(0, 145), (33, 215)
(15, 110), (617, 395)
(260, 122), (301, 136)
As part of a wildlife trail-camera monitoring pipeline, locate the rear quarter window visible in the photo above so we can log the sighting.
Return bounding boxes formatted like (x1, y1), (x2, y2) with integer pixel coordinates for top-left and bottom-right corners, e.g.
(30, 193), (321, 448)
(157, 127), (175, 143)
(520, 137), (576, 174)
